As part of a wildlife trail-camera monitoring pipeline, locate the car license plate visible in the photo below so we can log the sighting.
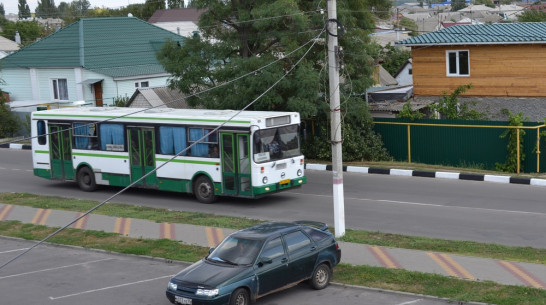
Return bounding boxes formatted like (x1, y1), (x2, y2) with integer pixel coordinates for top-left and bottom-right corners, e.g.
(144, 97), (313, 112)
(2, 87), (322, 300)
(280, 179), (290, 185)
(175, 296), (192, 305)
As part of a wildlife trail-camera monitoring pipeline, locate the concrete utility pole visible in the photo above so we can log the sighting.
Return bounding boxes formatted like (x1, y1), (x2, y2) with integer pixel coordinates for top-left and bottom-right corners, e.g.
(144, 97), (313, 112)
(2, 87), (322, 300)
(327, 0), (345, 237)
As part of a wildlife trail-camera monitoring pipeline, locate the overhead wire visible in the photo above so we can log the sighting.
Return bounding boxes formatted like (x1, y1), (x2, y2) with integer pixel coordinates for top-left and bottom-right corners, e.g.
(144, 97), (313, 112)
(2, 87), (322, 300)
(0, 27), (326, 271)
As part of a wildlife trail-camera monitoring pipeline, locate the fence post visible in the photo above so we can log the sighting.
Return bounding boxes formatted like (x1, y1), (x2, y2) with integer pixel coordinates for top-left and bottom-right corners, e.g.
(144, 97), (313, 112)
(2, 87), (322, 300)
(517, 127), (520, 174)
(538, 127), (542, 173)
(407, 124), (411, 163)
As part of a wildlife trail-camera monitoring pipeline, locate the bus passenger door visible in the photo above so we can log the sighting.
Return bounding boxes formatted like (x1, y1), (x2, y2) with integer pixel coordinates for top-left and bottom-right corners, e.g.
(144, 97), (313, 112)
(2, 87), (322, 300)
(220, 132), (251, 196)
(128, 127), (157, 187)
(49, 124), (75, 180)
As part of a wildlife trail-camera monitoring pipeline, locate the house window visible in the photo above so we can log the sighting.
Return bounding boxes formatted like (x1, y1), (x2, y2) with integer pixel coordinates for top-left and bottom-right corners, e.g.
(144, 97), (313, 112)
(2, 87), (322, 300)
(52, 78), (69, 100)
(135, 81), (150, 88)
(446, 50), (469, 76)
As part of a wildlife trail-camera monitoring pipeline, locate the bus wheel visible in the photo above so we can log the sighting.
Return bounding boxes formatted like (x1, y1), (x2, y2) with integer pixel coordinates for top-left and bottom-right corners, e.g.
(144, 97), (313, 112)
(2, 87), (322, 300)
(77, 166), (97, 192)
(194, 176), (217, 204)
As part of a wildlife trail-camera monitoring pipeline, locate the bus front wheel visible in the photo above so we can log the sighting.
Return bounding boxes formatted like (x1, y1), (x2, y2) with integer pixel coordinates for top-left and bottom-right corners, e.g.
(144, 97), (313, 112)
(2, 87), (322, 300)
(193, 176), (217, 204)
(77, 166), (97, 192)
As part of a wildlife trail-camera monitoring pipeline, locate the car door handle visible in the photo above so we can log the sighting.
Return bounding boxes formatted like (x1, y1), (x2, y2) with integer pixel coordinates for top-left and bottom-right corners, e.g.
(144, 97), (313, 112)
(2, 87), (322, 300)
(281, 258), (288, 264)
(310, 246), (317, 252)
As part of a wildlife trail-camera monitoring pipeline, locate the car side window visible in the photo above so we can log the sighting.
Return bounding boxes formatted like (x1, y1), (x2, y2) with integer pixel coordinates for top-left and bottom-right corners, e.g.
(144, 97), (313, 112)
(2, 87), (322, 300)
(284, 230), (311, 253)
(302, 227), (329, 241)
(261, 237), (285, 260)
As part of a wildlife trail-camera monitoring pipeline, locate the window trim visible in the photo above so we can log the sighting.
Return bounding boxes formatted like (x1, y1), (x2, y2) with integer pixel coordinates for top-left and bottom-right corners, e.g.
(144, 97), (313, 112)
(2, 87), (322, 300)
(51, 78), (69, 101)
(446, 50), (470, 77)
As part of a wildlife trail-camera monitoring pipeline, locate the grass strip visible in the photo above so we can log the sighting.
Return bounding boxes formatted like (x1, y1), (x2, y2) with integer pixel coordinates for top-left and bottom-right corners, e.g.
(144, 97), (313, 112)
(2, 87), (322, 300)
(1, 221), (545, 305)
(1, 192), (546, 265)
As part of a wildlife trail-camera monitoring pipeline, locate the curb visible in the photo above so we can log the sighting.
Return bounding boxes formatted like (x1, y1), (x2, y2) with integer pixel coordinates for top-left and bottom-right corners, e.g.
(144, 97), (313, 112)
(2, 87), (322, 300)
(4, 144), (546, 187)
(305, 163), (546, 187)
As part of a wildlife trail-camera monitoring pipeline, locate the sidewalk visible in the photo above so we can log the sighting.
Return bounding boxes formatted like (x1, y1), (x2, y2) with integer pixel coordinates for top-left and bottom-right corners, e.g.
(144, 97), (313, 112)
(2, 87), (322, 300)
(1, 203), (545, 290)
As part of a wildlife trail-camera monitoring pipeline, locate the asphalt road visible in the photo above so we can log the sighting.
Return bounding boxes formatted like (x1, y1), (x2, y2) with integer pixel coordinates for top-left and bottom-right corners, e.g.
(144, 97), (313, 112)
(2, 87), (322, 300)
(2, 148), (546, 248)
(0, 237), (470, 305)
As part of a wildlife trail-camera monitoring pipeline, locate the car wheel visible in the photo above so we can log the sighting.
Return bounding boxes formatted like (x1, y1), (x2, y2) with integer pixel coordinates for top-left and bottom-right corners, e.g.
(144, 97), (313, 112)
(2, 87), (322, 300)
(77, 166), (97, 192)
(310, 263), (331, 290)
(229, 288), (249, 305)
(193, 175), (217, 204)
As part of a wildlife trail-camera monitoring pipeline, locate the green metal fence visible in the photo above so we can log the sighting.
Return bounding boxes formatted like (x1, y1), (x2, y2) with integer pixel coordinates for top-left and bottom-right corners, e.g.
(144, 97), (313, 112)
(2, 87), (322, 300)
(373, 118), (546, 173)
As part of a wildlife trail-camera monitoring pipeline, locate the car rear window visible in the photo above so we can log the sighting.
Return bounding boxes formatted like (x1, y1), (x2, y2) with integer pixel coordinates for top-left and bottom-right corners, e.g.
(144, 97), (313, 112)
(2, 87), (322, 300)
(302, 227), (329, 241)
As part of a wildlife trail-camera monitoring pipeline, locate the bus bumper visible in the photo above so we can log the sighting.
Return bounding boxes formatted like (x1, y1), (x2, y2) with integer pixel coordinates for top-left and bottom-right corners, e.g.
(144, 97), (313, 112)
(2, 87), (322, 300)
(253, 176), (307, 196)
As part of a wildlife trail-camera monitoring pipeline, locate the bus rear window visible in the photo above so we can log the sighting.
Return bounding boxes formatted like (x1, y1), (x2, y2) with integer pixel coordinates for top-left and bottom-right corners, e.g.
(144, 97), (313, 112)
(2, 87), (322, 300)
(37, 120), (46, 145)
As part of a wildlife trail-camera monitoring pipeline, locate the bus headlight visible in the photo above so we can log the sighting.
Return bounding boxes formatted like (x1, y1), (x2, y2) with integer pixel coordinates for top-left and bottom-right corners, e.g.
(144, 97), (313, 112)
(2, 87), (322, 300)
(262, 177), (268, 184)
(297, 169), (302, 177)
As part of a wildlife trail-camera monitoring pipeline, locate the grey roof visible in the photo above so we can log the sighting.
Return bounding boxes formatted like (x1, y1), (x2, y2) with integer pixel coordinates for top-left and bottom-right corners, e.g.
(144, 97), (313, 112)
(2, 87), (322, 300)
(148, 8), (206, 23)
(0, 36), (19, 52)
(128, 86), (198, 109)
(397, 22), (546, 46)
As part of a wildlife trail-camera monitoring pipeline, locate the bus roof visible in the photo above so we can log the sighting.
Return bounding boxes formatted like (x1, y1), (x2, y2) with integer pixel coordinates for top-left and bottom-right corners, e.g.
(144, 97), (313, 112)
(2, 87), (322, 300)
(31, 107), (300, 127)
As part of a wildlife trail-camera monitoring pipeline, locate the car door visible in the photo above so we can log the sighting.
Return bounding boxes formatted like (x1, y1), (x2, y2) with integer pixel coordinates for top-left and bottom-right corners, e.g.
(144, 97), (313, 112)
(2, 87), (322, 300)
(255, 236), (289, 296)
(284, 230), (318, 283)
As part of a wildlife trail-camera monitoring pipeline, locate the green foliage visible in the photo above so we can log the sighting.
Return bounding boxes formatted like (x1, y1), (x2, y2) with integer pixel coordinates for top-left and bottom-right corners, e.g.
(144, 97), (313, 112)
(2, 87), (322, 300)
(379, 43), (410, 76)
(157, 0), (391, 162)
(397, 101), (424, 121)
(473, 0), (495, 8)
(0, 20), (45, 46)
(0, 94), (21, 138)
(397, 17), (418, 36)
(495, 109), (527, 173)
(0, 3), (5, 16)
(451, 0), (467, 11)
(18, 0), (32, 19)
(518, 9), (546, 22)
(113, 96), (130, 107)
(36, 0), (59, 18)
(428, 84), (486, 120)
(302, 98), (390, 162)
(142, 0), (165, 20)
(168, 0), (186, 9)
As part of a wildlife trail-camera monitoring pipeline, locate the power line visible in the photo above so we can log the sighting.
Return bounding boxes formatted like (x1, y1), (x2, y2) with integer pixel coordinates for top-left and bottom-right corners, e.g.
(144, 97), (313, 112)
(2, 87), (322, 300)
(0, 28), (325, 271)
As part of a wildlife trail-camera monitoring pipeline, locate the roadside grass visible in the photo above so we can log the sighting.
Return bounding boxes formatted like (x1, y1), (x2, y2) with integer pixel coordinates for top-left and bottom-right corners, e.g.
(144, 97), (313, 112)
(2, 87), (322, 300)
(1, 221), (545, 305)
(2, 192), (546, 266)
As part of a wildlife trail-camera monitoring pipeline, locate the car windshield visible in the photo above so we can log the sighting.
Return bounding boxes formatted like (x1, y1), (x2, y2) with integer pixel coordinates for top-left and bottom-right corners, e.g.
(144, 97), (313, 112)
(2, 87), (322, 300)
(208, 236), (263, 265)
(253, 125), (301, 163)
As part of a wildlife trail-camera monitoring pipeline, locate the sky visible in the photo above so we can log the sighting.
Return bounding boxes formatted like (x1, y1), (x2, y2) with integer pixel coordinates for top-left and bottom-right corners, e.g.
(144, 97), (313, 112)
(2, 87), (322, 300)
(4, 0), (147, 15)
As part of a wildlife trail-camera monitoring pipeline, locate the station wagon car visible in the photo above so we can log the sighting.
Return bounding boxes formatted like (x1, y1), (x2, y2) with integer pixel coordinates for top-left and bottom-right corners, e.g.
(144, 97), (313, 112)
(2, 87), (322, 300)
(166, 221), (341, 305)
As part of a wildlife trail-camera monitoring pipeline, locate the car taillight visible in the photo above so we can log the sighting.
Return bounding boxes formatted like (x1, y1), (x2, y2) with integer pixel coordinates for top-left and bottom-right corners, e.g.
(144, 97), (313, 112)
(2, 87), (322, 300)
(335, 242), (340, 250)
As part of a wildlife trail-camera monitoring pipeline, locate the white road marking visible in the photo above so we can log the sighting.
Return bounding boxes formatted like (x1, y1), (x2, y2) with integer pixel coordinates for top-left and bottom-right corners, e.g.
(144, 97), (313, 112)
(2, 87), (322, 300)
(288, 191), (546, 217)
(0, 248), (30, 254)
(397, 300), (423, 305)
(0, 258), (114, 280)
(49, 274), (174, 300)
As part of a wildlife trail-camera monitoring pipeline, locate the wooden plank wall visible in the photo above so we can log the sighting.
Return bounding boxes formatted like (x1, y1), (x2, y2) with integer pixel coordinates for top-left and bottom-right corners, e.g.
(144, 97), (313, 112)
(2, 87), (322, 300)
(412, 44), (546, 97)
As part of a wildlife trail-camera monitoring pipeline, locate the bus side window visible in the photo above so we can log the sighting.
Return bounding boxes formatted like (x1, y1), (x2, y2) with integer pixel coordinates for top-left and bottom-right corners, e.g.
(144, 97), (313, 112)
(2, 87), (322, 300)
(37, 120), (47, 145)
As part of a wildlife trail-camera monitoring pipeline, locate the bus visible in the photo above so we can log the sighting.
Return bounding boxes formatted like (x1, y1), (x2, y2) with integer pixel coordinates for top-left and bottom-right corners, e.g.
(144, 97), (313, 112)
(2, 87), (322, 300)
(31, 107), (306, 203)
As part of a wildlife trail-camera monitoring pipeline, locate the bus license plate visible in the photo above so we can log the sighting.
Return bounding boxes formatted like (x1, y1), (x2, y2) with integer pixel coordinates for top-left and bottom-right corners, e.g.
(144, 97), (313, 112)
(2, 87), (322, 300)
(175, 296), (192, 304)
(279, 179), (290, 185)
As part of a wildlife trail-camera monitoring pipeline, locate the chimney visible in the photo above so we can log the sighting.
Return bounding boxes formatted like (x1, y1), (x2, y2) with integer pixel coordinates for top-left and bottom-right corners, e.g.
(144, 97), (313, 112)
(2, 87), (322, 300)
(177, 27), (180, 35)
(15, 31), (21, 44)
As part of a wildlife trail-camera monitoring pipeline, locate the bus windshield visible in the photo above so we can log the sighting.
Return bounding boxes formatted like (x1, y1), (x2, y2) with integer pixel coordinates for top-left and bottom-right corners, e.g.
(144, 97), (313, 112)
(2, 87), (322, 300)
(253, 125), (301, 163)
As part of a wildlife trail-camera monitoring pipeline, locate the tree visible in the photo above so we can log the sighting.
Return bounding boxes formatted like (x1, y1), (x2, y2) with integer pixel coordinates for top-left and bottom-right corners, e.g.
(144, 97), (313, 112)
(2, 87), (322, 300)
(428, 84), (486, 120)
(157, 0), (391, 161)
(18, 0), (31, 19)
(519, 9), (546, 22)
(379, 43), (410, 76)
(142, 0), (165, 20)
(397, 17), (418, 36)
(0, 3), (5, 17)
(0, 88), (21, 138)
(168, 0), (185, 9)
(36, 0), (59, 18)
(1, 20), (45, 46)
(451, 0), (467, 11)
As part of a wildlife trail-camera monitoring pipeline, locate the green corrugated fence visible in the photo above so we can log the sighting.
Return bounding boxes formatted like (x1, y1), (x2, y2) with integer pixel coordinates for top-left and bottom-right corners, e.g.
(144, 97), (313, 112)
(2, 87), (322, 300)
(373, 118), (546, 173)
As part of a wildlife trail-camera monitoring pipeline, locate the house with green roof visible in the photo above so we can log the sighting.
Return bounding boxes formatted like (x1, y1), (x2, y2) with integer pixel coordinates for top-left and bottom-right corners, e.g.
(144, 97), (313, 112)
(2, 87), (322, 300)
(396, 22), (546, 99)
(0, 17), (185, 110)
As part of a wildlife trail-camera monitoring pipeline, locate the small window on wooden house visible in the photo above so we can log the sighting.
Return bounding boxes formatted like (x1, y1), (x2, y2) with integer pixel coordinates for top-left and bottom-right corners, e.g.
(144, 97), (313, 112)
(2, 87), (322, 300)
(446, 50), (469, 76)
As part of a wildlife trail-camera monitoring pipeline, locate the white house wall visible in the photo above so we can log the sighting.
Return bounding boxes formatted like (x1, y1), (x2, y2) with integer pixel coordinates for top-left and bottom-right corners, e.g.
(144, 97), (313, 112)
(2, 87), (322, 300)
(114, 77), (170, 101)
(1, 68), (34, 101)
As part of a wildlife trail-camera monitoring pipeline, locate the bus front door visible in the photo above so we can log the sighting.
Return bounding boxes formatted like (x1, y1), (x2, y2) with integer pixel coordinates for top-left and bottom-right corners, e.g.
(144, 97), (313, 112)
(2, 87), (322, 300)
(128, 127), (157, 187)
(49, 124), (75, 180)
(221, 133), (251, 196)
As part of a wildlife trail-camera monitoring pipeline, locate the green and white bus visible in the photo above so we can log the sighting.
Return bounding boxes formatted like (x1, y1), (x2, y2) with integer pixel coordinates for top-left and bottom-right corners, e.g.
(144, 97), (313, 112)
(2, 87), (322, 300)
(31, 107), (306, 203)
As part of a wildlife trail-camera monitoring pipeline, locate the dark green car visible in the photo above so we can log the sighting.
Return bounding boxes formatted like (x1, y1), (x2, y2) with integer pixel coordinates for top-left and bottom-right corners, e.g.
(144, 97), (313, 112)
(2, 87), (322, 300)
(166, 221), (341, 305)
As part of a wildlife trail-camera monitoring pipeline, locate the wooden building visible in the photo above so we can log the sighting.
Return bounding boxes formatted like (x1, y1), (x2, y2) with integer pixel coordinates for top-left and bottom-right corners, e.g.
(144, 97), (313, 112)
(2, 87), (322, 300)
(396, 23), (546, 98)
